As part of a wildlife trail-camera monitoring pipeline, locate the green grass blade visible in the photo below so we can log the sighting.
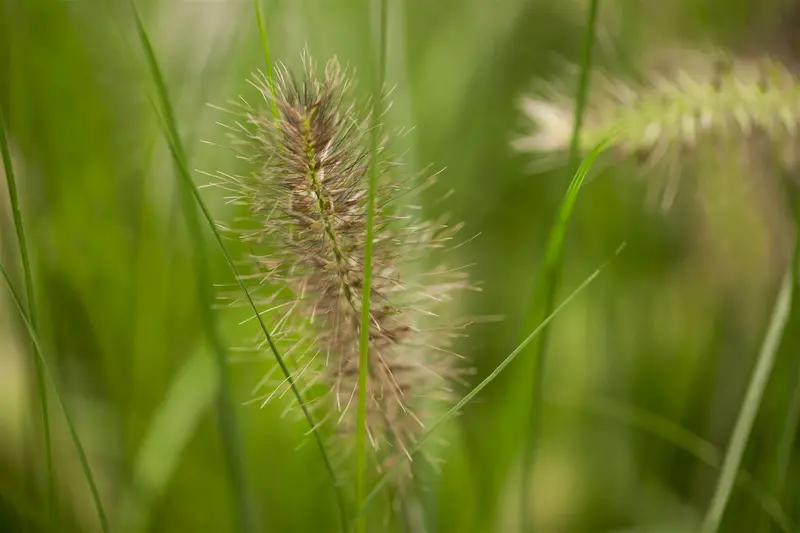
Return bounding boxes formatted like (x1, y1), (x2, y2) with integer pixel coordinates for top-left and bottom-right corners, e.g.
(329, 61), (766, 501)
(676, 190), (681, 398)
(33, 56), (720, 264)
(349, 237), (626, 532)
(253, 0), (279, 120)
(0, 106), (57, 525)
(519, 2), (599, 527)
(128, 5), (256, 532)
(700, 265), (794, 533)
(0, 263), (108, 533)
(762, 192), (800, 533)
(127, 3), (347, 529)
(356, 1), (388, 532)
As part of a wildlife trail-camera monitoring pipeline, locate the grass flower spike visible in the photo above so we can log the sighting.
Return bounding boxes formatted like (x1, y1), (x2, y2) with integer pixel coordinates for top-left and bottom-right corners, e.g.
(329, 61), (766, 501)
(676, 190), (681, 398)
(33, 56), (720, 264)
(516, 47), (800, 156)
(514, 47), (800, 207)
(210, 54), (472, 478)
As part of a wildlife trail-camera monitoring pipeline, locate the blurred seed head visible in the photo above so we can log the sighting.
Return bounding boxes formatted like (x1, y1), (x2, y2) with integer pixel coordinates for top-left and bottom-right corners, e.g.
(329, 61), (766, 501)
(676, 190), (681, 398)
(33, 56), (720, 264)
(514, 45), (796, 302)
(514, 45), (800, 207)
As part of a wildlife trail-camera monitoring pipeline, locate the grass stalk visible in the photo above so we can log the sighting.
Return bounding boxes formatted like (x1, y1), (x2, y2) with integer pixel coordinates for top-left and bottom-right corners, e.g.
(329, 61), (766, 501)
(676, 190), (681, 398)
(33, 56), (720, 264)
(128, 6), (256, 532)
(518, 2), (599, 530)
(253, 0), (279, 119)
(348, 140), (621, 531)
(699, 259), (795, 533)
(0, 107), (57, 526)
(356, 0), (388, 532)
(0, 263), (108, 533)
(700, 185), (800, 533)
(763, 192), (800, 533)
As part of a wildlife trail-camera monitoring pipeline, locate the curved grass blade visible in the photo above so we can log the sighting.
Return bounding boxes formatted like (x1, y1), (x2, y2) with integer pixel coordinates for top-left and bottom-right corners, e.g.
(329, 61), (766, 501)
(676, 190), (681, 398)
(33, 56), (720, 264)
(356, 1), (389, 532)
(128, 5), (257, 532)
(128, 3), (347, 529)
(0, 105), (56, 524)
(519, 1), (600, 528)
(699, 224), (796, 533)
(0, 263), (108, 533)
(761, 189), (800, 533)
(348, 239), (626, 532)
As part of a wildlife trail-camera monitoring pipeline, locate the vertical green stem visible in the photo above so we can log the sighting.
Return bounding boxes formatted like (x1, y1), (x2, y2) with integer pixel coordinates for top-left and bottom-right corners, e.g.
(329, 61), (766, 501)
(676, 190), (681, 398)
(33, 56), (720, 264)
(0, 106), (57, 526)
(0, 264), (108, 533)
(251, 3), (348, 530)
(519, 2), (599, 531)
(699, 266), (793, 533)
(701, 192), (800, 533)
(253, 0), (279, 119)
(763, 189), (800, 533)
(357, 0), (388, 532)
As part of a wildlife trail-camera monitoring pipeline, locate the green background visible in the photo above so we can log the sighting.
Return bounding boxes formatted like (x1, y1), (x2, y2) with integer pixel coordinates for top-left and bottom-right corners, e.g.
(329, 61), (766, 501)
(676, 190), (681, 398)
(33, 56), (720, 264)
(1, 0), (799, 531)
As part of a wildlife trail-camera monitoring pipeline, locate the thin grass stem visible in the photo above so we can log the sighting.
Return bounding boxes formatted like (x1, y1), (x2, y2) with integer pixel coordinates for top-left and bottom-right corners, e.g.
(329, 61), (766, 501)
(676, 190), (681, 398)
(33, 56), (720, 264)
(699, 260), (795, 533)
(356, 1), (388, 532)
(253, 0), (279, 119)
(0, 106), (57, 526)
(518, 2), (599, 530)
(0, 263), (107, 533)
(762, 191), (800, 533)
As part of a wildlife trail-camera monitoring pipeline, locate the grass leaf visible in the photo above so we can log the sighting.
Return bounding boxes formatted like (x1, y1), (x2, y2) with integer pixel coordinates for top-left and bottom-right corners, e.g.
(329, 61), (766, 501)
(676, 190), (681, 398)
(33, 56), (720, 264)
(518, 2), (600, 529)
(0, 263), (107, 533)
(356, 1), (388, 532)
(700, 263), (794, 533)
(0, 105), (57, 526)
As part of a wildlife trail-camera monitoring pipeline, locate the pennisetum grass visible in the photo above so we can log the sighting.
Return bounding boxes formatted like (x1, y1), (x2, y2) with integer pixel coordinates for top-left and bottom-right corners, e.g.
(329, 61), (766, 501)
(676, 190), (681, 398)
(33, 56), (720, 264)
(128, 4), (257, 532)
(0, 263), (108, 533)
(517, 1), (599, 530)
(208, 53), (471, 529)
(0, 106), (57, 527)
(208, 12), (473, 533)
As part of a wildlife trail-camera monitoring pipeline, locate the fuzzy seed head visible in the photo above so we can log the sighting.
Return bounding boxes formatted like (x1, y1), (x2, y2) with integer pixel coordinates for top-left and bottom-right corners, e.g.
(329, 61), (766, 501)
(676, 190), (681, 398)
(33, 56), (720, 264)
(209, 54), (473, 477)
(514, 46), (800, 209)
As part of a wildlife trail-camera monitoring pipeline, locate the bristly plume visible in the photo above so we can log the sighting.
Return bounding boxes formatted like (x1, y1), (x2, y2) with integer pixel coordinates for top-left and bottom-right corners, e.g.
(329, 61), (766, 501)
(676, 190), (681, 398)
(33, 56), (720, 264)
(512, 45), (800, 209)
(206, 53), (474, 478)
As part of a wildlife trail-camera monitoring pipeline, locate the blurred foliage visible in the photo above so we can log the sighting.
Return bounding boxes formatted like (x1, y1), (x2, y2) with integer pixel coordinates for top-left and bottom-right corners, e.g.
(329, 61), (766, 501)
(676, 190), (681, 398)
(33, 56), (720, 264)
(2, 0), (800, 532)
